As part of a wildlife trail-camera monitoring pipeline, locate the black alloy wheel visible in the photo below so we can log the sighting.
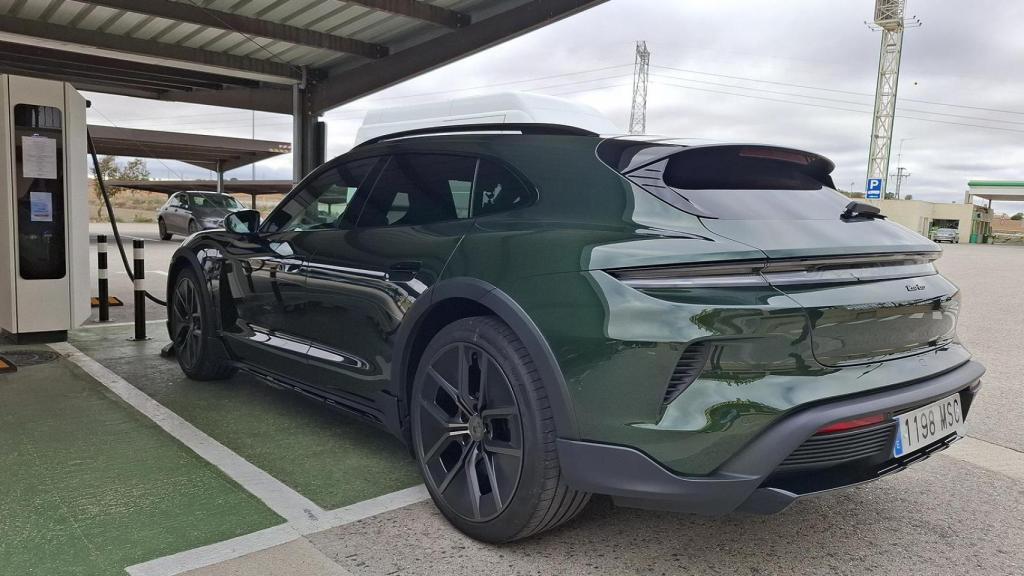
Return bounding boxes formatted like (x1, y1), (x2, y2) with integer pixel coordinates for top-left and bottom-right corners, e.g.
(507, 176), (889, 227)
(415, 341), (524, 522)
(170, 268), (234, 380)
(171, 274), (203, 371)
(412, 316), (590, 543)
(188, 219), (199, 235)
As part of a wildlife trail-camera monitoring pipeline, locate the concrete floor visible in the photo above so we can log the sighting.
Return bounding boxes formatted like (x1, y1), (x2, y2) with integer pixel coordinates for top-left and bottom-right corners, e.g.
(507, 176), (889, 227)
(3, 240), (1022, 575)
(936, 244), (1024, 453)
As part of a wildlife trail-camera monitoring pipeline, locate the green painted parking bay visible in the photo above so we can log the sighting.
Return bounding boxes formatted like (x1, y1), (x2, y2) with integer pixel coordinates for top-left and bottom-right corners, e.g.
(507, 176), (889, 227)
(68, 326), (422, 510)
(0, 347), (282, 576)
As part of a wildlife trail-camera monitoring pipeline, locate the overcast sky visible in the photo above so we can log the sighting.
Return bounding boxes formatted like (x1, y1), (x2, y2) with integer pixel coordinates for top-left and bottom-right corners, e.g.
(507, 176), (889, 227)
(85, 0), (1024, 214)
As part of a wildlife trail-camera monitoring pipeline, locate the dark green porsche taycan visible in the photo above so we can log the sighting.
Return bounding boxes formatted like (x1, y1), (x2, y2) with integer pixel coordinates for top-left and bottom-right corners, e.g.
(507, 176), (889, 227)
(167, 124), (984, 542)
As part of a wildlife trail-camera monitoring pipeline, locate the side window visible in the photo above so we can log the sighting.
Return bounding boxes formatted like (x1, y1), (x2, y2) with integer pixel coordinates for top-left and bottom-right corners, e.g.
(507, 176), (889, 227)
(473, 159), (534, 217)
(166, 195), (179, 208)
(357, 154), (476, 228)
(263, 157), (379, 233)
(179, 194), (191, 209)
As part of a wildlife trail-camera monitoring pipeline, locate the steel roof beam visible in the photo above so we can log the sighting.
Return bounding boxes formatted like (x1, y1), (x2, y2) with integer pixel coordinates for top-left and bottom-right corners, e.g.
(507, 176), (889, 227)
(0, 16), (300, 83)
(156, 86), (294, 115)
(0, 62), (190, 92)
(0, 65), (173, 95)
(79, 0), (388, 58)
(345, 0), (470, 28)
(0, 42), (253, 91)
(311, 0), (609, 112)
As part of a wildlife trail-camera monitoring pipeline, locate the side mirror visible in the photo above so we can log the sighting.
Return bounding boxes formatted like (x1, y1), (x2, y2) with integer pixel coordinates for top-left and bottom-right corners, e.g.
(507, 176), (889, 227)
(225, 210), (261, 234)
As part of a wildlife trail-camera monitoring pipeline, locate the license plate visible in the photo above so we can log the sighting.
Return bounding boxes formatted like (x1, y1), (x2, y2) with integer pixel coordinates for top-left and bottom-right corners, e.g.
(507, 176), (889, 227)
(893, 394), (965, 458)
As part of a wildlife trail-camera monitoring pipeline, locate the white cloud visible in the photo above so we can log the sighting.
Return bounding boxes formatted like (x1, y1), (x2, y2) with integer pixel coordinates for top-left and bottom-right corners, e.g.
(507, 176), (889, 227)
(83, 0), (1024, 212)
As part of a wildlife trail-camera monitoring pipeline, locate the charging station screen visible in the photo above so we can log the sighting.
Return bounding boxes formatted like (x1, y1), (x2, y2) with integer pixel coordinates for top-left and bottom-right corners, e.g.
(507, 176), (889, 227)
(14, 104), (65, 280)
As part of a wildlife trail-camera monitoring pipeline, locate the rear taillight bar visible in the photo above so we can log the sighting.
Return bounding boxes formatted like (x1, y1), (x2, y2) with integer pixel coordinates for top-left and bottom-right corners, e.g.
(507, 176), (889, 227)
(608, 261), (768, 288)
(608, 252), (940, 289)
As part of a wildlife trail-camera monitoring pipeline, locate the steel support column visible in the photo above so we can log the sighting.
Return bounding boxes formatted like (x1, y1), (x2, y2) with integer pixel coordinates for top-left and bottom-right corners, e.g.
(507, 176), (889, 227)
(292, 69), (322, 183)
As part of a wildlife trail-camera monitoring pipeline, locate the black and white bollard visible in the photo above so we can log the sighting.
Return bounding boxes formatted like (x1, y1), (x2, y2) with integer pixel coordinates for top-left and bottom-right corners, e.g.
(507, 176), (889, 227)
(97, 234), (109, 322)
(131, 238), (148, 341)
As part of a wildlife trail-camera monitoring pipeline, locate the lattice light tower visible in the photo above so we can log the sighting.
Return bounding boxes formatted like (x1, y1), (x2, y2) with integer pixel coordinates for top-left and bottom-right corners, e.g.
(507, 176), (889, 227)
(629, 41), (651, 135)
(866, 0), (918, 195)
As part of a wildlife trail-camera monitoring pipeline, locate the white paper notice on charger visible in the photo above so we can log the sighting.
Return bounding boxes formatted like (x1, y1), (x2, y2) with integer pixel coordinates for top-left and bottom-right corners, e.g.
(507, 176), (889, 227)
(30, 191), (53, 222)
(22, 135), (58, 179)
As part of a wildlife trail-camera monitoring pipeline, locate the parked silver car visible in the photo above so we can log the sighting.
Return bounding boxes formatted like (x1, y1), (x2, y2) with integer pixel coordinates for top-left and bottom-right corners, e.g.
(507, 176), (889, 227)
(157, 192), (244, 240)
(932, 227), (960, 243)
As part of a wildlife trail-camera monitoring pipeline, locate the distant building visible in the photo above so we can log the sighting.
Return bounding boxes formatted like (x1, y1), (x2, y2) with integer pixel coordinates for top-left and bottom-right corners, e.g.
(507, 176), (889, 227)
(862, 198), (992, 244)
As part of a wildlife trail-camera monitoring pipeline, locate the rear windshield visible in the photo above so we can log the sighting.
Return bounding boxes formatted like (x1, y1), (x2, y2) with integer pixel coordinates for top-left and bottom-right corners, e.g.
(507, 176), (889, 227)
(663, 146), (833, 190)
(191, 194), (241, 209)
(599, 140), (849, 221)
(662, 147), (847, 220)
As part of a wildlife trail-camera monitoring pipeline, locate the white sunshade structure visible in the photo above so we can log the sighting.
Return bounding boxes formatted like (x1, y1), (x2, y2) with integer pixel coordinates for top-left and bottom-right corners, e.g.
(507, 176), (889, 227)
(967, 181), (1024, 207)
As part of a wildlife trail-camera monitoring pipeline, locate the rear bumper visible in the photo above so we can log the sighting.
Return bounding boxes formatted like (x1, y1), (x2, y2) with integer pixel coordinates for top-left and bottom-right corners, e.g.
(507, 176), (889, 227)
(557, 359), (985, 514)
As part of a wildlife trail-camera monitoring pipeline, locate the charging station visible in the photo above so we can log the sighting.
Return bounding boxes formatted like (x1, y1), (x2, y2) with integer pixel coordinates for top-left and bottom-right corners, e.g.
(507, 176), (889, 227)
(0, 74), (89, 342)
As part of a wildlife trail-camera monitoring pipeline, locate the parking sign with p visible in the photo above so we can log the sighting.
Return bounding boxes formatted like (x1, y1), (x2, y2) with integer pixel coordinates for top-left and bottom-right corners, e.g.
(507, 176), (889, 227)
(866, 178), (884, 199)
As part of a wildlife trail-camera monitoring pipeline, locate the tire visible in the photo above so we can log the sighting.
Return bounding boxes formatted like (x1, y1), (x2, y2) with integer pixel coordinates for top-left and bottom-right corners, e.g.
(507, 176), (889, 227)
(169, 267), (235, 380)
(411, 316), (590, 543)
(158, 218), (172, 241)
(187, 219), (199, 235)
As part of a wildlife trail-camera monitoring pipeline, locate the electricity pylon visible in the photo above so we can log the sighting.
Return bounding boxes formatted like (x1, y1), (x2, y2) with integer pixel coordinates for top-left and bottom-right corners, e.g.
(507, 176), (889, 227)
(628, 41), (650, 135)
(865, 0), (920, 195)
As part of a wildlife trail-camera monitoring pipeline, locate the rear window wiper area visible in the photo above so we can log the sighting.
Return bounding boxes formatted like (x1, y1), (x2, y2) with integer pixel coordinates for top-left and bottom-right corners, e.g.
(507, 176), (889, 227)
(840, 201), (886, 221)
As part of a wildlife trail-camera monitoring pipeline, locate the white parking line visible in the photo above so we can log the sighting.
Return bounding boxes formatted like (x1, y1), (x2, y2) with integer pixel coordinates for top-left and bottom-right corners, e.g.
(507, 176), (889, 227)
(49, 341), (429, 576)
(124, 486), (428, 576)
(126, 524), (302, 576)
(303, 485), (428, 534)
(49, 342), (324, 524)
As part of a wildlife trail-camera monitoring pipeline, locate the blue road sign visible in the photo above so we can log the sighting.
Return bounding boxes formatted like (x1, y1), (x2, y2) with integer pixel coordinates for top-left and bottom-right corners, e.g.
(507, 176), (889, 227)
(866, 178), (884, 199)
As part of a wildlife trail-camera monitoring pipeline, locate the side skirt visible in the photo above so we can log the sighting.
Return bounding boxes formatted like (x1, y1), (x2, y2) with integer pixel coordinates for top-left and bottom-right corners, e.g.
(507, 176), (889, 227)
(232, 361), (398, 434)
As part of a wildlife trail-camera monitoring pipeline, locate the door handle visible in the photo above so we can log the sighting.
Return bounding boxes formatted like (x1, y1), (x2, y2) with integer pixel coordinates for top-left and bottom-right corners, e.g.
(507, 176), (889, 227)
(245, 257), (304, 274)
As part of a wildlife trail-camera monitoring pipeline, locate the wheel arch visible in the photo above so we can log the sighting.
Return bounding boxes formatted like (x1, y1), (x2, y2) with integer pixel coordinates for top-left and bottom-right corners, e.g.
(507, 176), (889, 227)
(392, 277), (580, 446)
(166, 247), (227, 341)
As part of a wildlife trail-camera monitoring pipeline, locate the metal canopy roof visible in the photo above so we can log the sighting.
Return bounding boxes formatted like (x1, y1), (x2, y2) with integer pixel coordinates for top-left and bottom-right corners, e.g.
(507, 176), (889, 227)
(0, 0), (607, 115)
(106, 179), (292, 195)
(968, 181), (1024, 203)
(88, 124), (290, 172)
